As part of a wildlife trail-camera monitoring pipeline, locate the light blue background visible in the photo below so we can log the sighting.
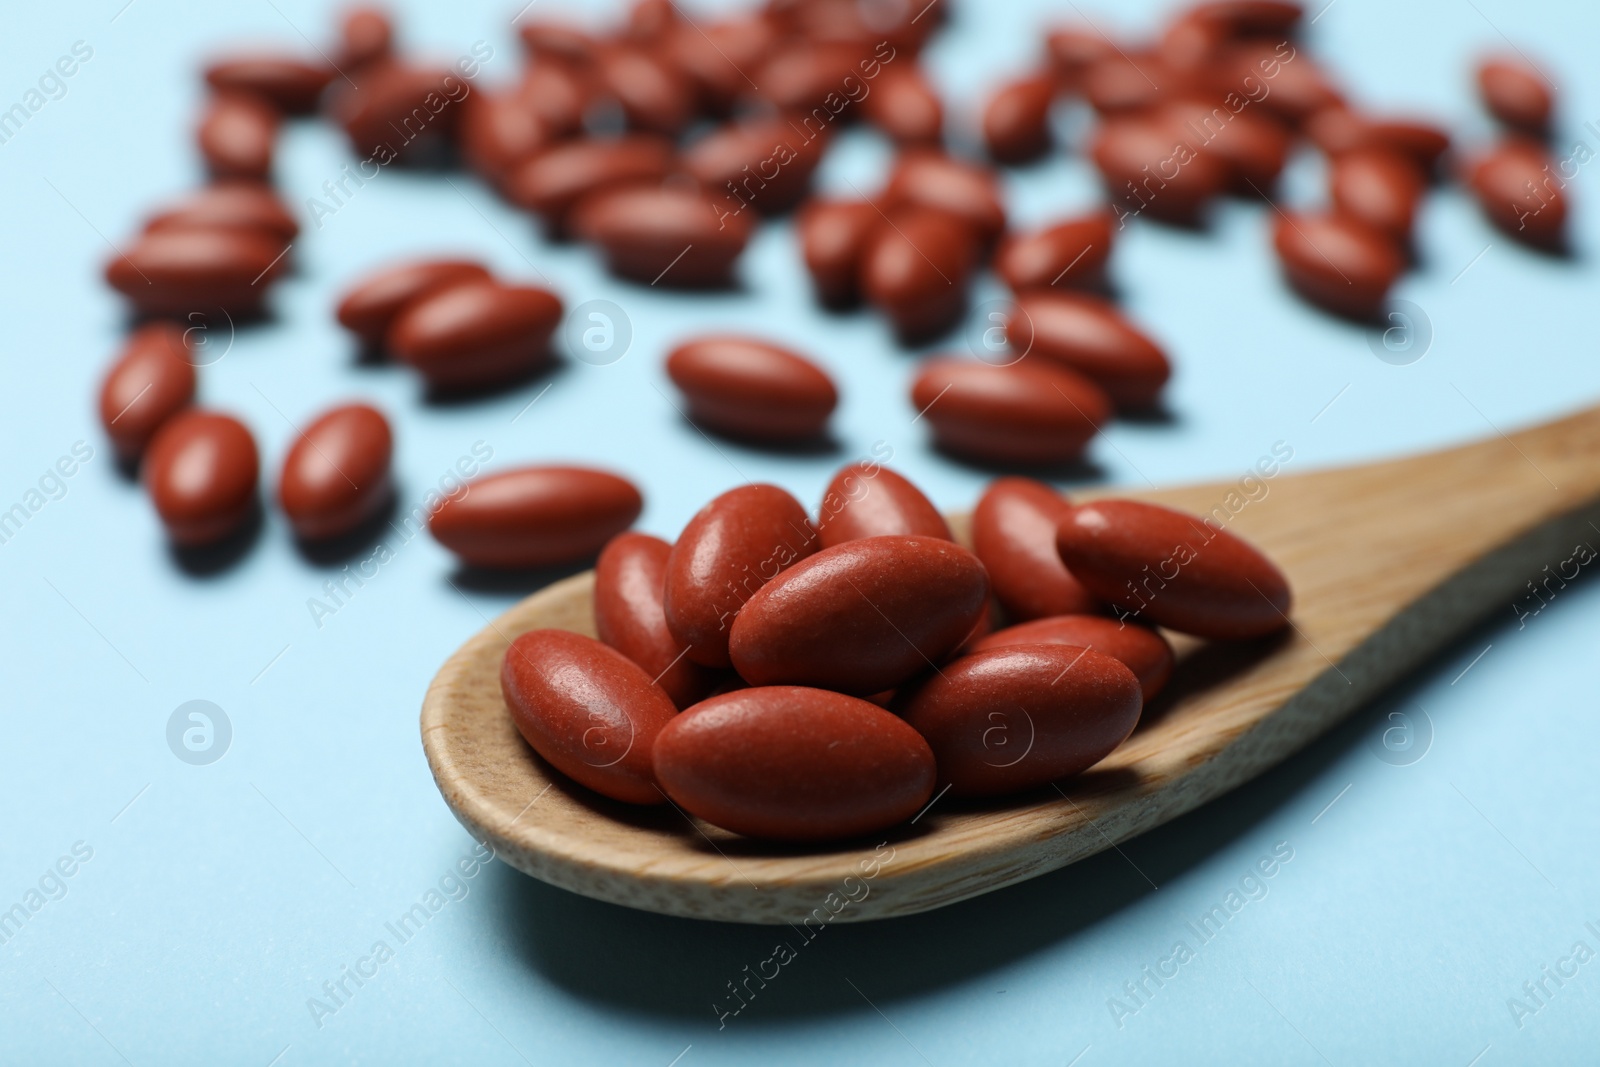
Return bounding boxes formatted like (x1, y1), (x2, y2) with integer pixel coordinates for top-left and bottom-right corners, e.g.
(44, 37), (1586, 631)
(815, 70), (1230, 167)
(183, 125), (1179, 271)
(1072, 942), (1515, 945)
(2, 0), (1598, 1063)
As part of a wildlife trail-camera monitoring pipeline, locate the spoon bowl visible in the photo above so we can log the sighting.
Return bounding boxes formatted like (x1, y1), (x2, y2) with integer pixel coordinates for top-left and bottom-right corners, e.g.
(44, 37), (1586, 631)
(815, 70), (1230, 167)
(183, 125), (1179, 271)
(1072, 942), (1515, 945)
(421, 404), (1600, 923)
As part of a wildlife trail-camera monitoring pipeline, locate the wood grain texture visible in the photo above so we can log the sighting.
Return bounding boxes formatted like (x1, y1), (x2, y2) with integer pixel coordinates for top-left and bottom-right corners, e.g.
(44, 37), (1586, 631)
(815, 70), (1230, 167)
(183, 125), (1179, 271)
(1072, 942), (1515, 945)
(421, 404), (1600, 923)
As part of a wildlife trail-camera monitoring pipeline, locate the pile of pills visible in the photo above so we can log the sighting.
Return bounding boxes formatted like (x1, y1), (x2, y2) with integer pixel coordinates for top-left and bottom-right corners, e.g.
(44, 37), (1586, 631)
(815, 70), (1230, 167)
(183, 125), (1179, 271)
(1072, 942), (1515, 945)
(503, 465), (1291, 841)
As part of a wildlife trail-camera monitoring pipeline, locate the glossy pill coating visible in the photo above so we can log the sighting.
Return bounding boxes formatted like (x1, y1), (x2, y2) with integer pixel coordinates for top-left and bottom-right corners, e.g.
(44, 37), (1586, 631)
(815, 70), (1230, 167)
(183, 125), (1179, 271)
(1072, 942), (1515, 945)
(331, 64), (462, 164)
(983, 73), (1056, 165)
(815, 463), (951, 548)
(663, 484), (816, 668)
(897, 644), (1142, 797)
(594, 533), (723, 709)
(142, 181), (299, 242)
(197, 93), (279, 180)
(595, 44), (696, 135)
(1057, 499), (1291, 639)
(798, 198), (881, 308)
(1305, 107), (1450, 172)
(335, 258), (492, 347)
(754, 41), (871, 114)
(909, 358), (1109, 467)
(1220, 44), (1342, 126)
(505, 137), (676, 232)
(1083, 53), (1176, 116)
(970, 476), (1099, 620)
(204, 54), (333, 115)
(459, 90), (555, 186)
(572, 184), (752, 288)
(1010, 292), (1171, 409)
(994, 212), (1114, 293)
(1329, 148), (1426, 240)
(335, 6), (393, 71)
(883, 150), (1007, 247)
(143, 410), (259, 547)
(860, 208), (975, 343)
(663, 14), (778, 115)
(106, 227), (288, 319)
(1159, 99), (1290, 193)
(512, 63), (589, 136)
(1272, 211), (1405, 321)
(387, 281), (563, 391)
(664, 336), (838, 443)
(652, 687), (936, 841)
(1476, 56), (1553, 137)
(1046, 25), (1115, 88)
(1467, 139), (1567, 250)
(728, 535), (989, 695)
(98, 324), (197, 464)
(969, 615), (1174, 700)
(1091, 114), (1229, 225)
(682, 116), (828, 216)
(277, 403), (393, 542)
(501, 628), (678, 805)
(429, 467), (643, 569)
(861, 66), (944, 145)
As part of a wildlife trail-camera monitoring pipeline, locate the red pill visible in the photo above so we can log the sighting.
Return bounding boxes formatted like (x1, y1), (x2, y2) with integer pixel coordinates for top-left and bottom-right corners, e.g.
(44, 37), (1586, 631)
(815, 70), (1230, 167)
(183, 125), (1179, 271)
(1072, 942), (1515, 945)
(143, 410), (259, 546)
(909, 358), (1109, 467)
(387, 281), (562, 391)
(1467, 139), (1567, 250)
(754, 41), (869, 115)
(798, 198), (881, 308)
(1083, 52), (1176, 116)
(1305, 106), (1450, 172)
(197, 93), (279, 180)
(1045, 26), (1115, 89)
(860, 208), (975, 342)
(1329, 148), (1426, 240)
(572, 183), (751, 288)
(330, 63), (462, 164)
(1272, 211), (1404, 320)
(664, 336), (837, 443)
(663, 14), (778, 116)
(335, 6), (393, 72)
(729, 535), (989, 695)
(98, 324), (197, 464)
(595, 44), (696, 135)
(681, 116), (828, 217)
(970, 476), (1098, 621)
(517, 19), (599, 66)
(429, 467), (642, 569)
(1057, 498), (1291, 639)
(663, 484), (816, 668)
(994, 212), (1114, 293)
(459, 90), (555, 186)
(897, 644), (1142, 797)
(1092, 113), (1229, 225)
(1160, 99), (1290, 193)
(653, 686), (935, 841)
(594, 533), (723, 709)
(511, 63), (590, 136)
(883, 150), (1007, 247)
(505, 136), (675, 233)
(1219, 43), (1342, 126)
(143, 181), (299, 242)
(1477, 56), (1553, 137)
(107, 227), (288, 320)
(861, 66), (944, 145)
(983, 73), (1056, 165)
(501, 628), (678, 805)
(970, 615), (1174, 700)
(204, 53), (332, 115)
(815, 463), (951, 548)
(1010, 292), (1171, 409)
(335, 258), (492, 347)
(277, 403), (393, 541)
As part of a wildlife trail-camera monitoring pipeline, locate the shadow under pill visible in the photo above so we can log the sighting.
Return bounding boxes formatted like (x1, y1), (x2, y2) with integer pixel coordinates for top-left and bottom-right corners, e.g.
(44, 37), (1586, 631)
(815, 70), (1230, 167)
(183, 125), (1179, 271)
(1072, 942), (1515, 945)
(293, 490), (399, 567)
(447, 557), (594, 596)
(421, 357), (568, 409)
(169, 500), (264, 578)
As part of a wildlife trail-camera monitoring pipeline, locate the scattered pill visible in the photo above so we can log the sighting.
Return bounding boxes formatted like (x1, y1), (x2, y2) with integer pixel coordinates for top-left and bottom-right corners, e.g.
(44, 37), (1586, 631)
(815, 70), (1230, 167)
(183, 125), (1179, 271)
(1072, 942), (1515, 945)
(430, 466), (642, 569)
(197, 93), (280, 181)
(143, 410), (260, 546)
(994, 212), (1114, 293)
(278, 403), (394, 541)
(387, 280), (563, 391)
(909, 357), (1109, 466)
(335, 258), (492, 348)
(1272, 210), (1405, 320)
(98, 324), (197, 465)
(665, 335), (838, 443)
(572, 183), (751, 287)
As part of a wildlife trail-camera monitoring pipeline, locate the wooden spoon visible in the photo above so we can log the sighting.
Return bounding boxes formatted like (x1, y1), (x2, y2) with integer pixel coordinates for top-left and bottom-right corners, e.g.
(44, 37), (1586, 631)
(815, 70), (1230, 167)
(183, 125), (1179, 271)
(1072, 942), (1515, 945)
(421, 404), (1600, 923)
